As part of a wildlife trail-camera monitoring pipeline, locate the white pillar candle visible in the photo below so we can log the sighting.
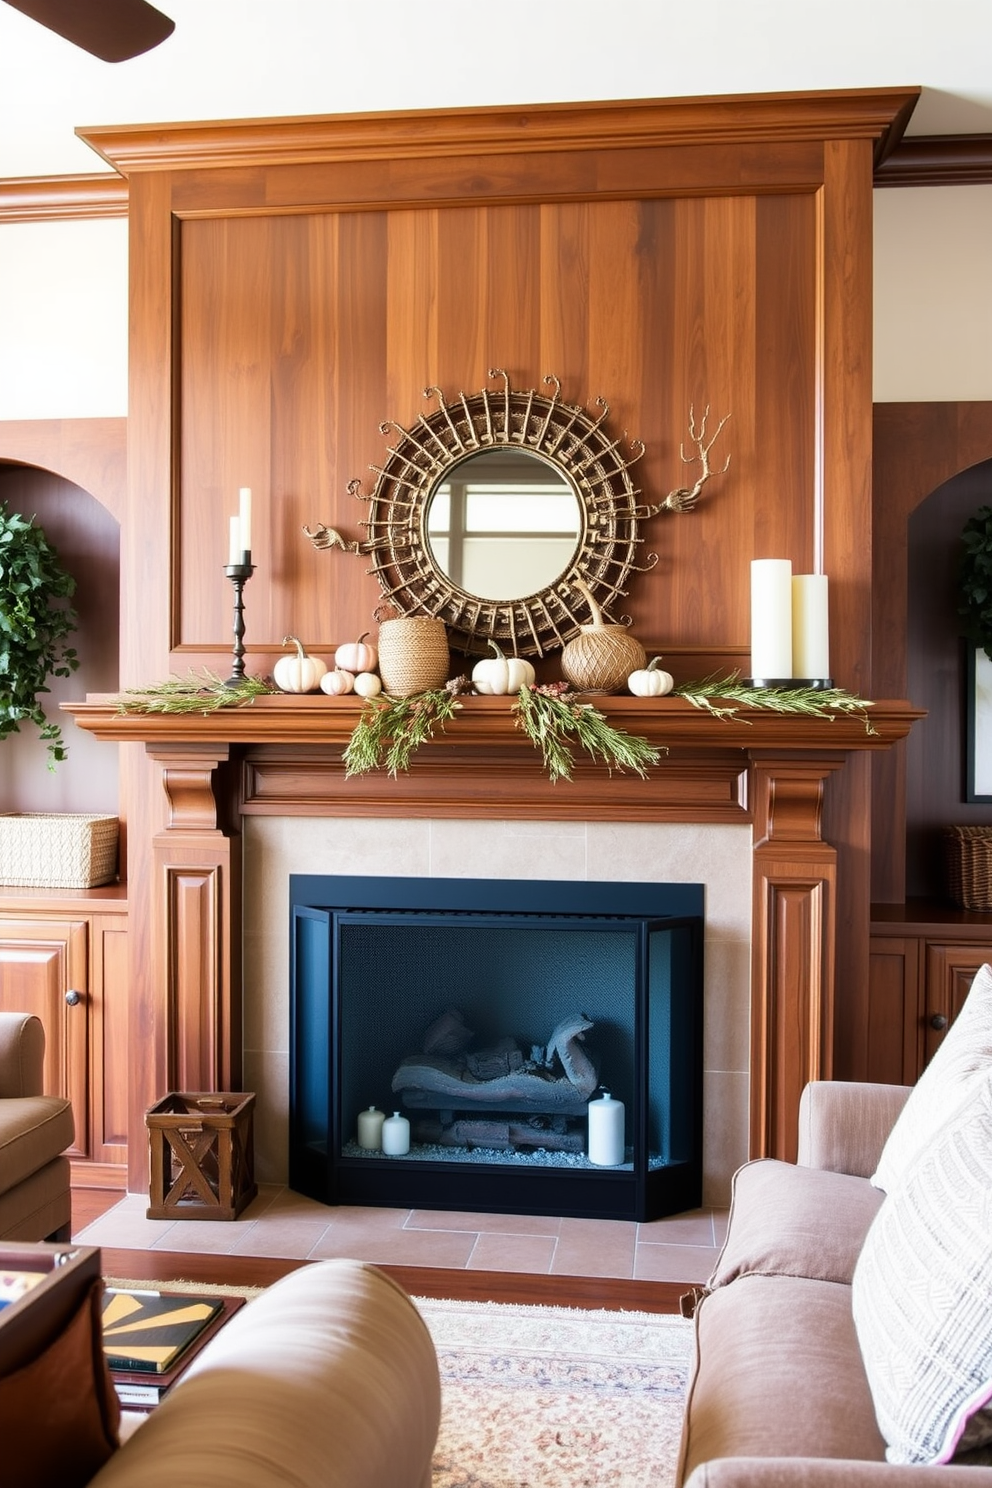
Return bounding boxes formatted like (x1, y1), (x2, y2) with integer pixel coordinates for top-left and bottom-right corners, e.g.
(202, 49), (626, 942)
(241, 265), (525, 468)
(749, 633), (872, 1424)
(238, 487), (252, 554)
(792, 574), (830, 680)
(750, 559), (793, 679)
(587, 1089), (625, 1166)
(228, 515), (242, 565)
(356, 1106), (385, 1151)
(381, 1111), (410, 1156)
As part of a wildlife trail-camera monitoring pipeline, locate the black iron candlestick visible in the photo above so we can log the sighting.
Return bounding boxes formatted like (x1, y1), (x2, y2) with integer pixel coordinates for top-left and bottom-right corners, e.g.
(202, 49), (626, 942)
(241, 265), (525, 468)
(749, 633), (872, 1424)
(223, 554), (255, 686)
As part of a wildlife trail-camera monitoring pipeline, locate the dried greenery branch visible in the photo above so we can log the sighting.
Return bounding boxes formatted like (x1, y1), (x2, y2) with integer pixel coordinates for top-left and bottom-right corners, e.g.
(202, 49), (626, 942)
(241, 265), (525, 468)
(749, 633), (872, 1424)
(513, 682), (663, 784)
(343, 685), (464, 778)
(116, 670), (277, 714)
(673, 671), (877, 734)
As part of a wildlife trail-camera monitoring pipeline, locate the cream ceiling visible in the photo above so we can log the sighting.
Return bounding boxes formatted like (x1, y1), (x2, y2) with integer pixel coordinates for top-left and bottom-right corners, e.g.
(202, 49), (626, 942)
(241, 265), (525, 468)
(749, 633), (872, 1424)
(0, 0), (990, 179)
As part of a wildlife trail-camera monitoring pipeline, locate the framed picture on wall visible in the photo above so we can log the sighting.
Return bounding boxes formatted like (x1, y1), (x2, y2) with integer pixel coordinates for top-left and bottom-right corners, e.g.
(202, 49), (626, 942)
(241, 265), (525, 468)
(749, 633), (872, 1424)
(965, 641), (992, 803)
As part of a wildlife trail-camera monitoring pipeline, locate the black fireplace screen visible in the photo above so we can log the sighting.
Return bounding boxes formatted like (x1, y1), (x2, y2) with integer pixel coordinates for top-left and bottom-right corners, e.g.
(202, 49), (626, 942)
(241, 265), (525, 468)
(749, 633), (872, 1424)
(290, 875), (704, 1222)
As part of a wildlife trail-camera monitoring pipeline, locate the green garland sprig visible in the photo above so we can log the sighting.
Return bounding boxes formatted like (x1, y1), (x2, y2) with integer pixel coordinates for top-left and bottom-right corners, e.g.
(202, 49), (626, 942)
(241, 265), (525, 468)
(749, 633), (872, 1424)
(673, 672), (877, 734)
(116, 670), (277, 714)
(513, 682), (663, 784)
(343, 686), (464, 778)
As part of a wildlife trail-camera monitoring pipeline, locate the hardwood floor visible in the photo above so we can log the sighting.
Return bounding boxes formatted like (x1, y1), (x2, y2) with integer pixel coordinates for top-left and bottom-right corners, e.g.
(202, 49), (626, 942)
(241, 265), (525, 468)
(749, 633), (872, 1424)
(73, 1186), (689, 1313)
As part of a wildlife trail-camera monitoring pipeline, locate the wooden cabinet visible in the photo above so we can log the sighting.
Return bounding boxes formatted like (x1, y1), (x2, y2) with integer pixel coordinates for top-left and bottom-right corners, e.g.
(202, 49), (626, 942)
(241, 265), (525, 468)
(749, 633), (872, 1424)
(0, 889), (128, 1186)
(869, 903), (992, 1084)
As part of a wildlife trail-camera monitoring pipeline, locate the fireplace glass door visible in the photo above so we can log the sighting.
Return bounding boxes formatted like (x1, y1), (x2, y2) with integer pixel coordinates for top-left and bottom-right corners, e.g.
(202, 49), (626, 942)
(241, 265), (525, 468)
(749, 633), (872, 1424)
(290, 876), (703, 1222)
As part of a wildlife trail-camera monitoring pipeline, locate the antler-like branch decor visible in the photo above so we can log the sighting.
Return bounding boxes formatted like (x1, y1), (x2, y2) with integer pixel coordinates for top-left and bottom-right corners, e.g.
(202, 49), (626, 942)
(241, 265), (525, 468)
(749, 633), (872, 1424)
(649, 405), (731, 516)
(304, 371), (731, 659)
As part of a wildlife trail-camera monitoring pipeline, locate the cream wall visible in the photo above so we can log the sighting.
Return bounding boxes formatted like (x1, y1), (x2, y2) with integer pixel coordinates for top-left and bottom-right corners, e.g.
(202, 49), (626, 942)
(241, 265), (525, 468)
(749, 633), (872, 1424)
(873, 185), (992, 401)
(0, 218), (127, 418)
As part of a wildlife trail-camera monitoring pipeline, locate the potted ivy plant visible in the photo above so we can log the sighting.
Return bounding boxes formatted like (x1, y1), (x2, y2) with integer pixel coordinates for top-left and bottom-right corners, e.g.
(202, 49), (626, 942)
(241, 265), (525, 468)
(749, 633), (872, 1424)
(959, 503), (992, 661)
(0, 501), (79, 767)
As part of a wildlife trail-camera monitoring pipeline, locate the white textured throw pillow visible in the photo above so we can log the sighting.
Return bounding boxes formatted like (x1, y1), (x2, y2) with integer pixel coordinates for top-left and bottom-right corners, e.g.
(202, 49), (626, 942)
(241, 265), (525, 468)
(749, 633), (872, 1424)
(872, 961), (992, 1193)
(852, 1074), (992, 1465)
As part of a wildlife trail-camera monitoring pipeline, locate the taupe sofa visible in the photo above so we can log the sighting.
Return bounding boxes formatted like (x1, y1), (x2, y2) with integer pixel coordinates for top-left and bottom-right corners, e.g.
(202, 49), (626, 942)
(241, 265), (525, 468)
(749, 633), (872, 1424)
(87, 1258), (441, 1488)
(0, 1012), (74, 1241)
(677, 1080), (992, 1488)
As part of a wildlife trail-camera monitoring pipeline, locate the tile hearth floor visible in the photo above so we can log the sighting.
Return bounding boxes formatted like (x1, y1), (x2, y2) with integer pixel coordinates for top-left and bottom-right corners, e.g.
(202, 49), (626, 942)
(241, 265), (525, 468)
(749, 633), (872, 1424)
(74, 1186), (729, 1283)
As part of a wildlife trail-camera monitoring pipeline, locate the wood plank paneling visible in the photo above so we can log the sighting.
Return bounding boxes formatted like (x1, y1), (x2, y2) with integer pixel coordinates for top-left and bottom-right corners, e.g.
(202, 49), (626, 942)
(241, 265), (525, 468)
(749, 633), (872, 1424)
(176, 191), (819, 674)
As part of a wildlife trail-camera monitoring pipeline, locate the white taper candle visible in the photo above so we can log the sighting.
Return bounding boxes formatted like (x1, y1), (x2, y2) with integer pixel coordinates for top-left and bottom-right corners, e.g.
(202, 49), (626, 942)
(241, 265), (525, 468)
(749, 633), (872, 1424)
(750, 559), (793, 678)
(238, 487), (252, 555)
(792, 574), (830, 679)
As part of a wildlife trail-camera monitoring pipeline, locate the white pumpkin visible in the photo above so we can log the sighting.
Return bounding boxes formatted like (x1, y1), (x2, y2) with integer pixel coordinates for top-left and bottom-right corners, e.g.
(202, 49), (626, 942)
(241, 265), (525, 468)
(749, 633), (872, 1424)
(273, 635), (327, 694)
(335, 631), (378, 674)
(352, 671), (383, 699)
(471, 642), (537, 695)
(627, 657), (675, 697)
(319, 668), (356, 696)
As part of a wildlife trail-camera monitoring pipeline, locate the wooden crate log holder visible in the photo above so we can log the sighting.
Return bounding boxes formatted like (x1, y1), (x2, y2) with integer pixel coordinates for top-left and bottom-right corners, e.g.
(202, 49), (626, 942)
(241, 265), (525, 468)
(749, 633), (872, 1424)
(146, 1092), (257, 1220)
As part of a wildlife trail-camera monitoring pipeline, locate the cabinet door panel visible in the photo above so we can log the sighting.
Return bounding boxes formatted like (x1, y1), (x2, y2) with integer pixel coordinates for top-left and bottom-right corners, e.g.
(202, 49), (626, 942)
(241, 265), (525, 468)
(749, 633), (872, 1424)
(868, 937), (923, 1084)
(0, 919), (89, 1157)
(924, 941), (992, 1066)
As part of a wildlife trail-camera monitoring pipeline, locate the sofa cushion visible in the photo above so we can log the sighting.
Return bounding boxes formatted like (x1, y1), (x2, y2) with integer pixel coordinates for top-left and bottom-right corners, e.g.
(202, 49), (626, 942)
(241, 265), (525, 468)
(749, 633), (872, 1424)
(0, 1095), (74, 1199)
(853, 1073), (992, 1465)
(708, 1160), (884, 1289)
(677, 1273), (886, 1484)
(871, 961), (992, 1193)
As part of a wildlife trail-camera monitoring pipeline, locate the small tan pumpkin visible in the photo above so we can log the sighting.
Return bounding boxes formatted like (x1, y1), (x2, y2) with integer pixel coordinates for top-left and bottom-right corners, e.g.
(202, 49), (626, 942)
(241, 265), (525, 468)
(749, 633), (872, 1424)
(334, 632), (378, 674)
(471, 642), (536, 695)
(628, 657), (675, 697)
(560, 579), (646, 694)
(274, 635), (327, 694)
(319, 668), (356, 696)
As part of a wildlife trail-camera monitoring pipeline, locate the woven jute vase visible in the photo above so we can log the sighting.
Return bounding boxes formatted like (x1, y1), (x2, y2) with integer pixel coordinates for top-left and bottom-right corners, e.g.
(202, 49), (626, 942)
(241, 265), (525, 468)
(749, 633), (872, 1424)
(377, 616), (450, 697)
(560, 577), (646, 694)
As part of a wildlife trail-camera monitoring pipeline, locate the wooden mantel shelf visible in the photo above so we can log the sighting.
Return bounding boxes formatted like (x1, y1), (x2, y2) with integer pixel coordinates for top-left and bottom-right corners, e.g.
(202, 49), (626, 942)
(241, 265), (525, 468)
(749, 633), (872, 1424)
(64, 693), (921, 752)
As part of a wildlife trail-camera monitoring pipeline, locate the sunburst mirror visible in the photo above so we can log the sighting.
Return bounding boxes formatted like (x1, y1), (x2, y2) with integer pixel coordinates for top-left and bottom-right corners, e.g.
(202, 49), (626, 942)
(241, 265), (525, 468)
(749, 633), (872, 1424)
(305, 369), (729, 659)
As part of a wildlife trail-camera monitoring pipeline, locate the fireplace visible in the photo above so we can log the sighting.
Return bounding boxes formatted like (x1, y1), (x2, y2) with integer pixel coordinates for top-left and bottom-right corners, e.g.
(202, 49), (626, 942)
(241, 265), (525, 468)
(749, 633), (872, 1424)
(289, 874), (704, 1222)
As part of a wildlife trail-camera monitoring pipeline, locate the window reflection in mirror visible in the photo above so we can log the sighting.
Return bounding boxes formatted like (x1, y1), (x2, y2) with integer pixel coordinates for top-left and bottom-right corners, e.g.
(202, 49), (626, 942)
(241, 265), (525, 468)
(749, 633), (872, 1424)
(425, 450), (582, 602)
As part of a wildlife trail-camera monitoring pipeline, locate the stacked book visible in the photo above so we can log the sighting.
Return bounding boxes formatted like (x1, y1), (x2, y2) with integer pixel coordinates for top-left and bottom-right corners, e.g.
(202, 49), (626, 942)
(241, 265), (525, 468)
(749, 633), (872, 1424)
(101, 1288), (245, 1409)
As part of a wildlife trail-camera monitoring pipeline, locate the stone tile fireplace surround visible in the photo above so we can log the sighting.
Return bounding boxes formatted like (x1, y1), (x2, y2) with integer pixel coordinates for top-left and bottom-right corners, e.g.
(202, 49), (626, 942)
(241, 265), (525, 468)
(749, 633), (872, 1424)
(245, 816), (751, 1207)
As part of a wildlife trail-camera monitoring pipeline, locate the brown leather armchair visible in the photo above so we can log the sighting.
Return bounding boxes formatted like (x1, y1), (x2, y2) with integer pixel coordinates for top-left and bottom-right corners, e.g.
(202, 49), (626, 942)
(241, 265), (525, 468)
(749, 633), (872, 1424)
(0, 1013), (74, 1240)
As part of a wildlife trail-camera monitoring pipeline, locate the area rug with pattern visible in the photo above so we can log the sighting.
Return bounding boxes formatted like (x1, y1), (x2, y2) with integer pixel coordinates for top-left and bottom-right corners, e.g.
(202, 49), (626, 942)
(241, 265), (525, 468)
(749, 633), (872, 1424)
(106, 1281), (693, 1488)
(421, 1297), (691, 1488)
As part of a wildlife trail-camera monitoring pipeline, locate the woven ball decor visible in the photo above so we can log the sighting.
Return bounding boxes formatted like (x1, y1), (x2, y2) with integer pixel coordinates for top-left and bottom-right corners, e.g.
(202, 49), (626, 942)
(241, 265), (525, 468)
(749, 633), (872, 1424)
(561, 625), (647, 694)
(377, 616), (450, 697)
(560, 577), (646, 693)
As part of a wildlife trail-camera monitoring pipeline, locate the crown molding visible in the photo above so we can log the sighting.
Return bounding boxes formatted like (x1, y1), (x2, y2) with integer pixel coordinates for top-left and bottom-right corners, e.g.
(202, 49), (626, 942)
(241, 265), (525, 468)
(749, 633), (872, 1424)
(0, 173), (127, 223)
(76, 87), (921, 176)
(874, 133), (992, 187)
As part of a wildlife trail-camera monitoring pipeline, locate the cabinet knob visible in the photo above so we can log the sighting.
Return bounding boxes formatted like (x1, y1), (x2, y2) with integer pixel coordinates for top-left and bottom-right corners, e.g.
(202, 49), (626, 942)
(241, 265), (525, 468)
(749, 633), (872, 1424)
(929, 1013), (948, 1031)
(64, 989), (82, 1007)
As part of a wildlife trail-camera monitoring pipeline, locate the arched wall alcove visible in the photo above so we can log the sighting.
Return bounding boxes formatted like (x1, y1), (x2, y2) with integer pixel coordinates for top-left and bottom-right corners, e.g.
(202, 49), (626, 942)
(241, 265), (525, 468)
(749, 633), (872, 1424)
(0, 460), (120, 815)
(906, 458), (992, 897)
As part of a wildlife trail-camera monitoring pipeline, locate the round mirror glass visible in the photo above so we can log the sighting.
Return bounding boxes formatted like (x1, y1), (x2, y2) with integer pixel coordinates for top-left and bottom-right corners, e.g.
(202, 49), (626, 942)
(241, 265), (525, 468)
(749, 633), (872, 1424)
(425, 449), (583, 602)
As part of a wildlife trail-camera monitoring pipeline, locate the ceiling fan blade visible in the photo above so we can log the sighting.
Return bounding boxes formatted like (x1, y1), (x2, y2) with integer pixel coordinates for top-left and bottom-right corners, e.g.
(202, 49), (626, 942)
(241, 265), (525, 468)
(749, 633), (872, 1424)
(2, 0), (174, 62)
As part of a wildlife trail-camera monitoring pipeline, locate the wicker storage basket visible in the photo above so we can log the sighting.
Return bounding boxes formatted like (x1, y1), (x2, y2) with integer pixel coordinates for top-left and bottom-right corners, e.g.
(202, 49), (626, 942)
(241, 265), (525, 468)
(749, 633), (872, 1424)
(377, 616), (450, 697)
(0, 813), (119, 889)
(944, 825), (992, 912)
